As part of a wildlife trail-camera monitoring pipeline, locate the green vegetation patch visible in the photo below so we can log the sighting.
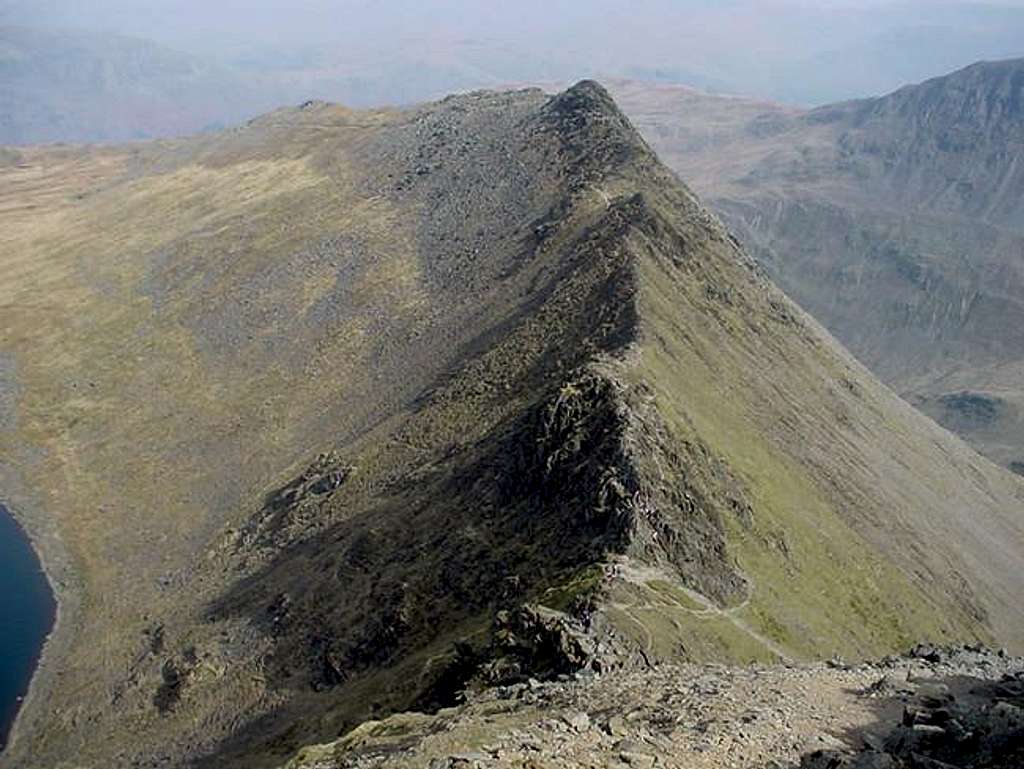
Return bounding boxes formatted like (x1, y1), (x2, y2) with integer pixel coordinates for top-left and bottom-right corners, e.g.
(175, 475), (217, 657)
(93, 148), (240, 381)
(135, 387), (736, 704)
(644, 579), (706, 611)
(538, 566), (605, 613)
(628, 245), (986, 661)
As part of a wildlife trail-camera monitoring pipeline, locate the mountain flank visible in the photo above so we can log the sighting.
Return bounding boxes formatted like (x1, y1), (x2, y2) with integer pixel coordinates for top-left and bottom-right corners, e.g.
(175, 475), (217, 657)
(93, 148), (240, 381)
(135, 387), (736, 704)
(0, 82), (1021, 768)
(609, 59), (1024, 473)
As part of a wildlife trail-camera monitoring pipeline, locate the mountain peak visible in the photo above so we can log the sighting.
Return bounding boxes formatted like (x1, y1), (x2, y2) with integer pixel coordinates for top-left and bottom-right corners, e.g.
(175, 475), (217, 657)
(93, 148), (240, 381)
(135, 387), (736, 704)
(538, 79), (655, 181)
(547, 79), (620, 114)
(831, 55), (1024, 131)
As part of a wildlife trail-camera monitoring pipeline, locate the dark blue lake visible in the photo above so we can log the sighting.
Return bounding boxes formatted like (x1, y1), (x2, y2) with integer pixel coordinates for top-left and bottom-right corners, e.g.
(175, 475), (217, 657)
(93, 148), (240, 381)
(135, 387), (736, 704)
(0, 504), (55, 750)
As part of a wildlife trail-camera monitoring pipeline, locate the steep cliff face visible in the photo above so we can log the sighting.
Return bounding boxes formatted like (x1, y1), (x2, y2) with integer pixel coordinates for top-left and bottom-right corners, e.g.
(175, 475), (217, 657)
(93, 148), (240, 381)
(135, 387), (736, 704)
(613, 60), (1024, 472)
(0, 82), (1021, 769)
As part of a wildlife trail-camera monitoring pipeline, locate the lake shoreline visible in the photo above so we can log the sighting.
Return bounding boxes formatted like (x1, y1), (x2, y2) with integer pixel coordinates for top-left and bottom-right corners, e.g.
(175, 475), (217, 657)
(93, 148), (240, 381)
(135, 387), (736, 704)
(0, 499), (79, 768)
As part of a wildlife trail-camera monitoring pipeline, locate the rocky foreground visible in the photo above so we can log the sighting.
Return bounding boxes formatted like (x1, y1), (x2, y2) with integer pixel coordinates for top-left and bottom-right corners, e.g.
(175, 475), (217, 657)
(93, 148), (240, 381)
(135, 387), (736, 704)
(284, 646), (1024, 769)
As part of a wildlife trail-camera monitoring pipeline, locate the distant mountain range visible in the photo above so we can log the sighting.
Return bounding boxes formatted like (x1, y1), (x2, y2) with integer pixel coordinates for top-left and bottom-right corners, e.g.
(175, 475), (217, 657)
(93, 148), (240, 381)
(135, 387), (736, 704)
(612, 59), (1024, 473)
(5, 2), (1024, 143)
(0, 26), (285, 143)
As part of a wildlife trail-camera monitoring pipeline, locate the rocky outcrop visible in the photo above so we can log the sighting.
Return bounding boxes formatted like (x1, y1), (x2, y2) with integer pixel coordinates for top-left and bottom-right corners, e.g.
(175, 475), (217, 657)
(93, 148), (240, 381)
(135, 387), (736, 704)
(237, 452), (355, 550)
(803, 647), (1024, 769)
(280, 646), (1024, 769)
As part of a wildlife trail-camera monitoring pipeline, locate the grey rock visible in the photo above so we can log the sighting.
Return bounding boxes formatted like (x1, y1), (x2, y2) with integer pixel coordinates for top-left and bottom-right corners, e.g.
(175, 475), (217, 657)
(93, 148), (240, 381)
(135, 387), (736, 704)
(862, 733), (886, 752)
(564, 711), (591, 732)
(619, 751), (655, 768)
(986, 700), (1024, 739)
(604, 714), (629, 736)
(915, 682), (953, 706)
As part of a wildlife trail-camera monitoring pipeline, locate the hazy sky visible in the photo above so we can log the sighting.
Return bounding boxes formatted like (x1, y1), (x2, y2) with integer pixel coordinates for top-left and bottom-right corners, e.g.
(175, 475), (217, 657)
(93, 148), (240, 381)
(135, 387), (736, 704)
(3, 0), (1024, 106)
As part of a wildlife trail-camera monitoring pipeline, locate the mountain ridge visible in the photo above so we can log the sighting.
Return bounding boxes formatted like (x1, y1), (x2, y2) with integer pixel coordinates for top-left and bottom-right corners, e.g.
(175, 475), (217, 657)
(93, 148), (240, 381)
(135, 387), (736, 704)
(0, 81), (1021, 768)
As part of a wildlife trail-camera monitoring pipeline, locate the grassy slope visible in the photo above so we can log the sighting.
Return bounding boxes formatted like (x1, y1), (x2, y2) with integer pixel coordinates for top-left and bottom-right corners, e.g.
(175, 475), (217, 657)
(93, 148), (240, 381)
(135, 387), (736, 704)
(0, 105), (455, 765)
(606, 63), (1024, 472)
(628, 204), (1015, 658)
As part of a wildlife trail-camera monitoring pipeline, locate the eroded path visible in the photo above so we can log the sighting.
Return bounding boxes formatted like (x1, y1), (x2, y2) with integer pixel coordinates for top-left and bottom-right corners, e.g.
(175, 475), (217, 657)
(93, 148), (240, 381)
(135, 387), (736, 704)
(606, 558), (793, 663)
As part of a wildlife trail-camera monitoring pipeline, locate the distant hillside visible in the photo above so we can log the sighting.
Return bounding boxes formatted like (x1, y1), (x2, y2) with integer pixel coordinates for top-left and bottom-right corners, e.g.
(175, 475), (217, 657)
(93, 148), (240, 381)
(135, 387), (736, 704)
(0, 26), (283, 143)
(612, 60), (1024, 473)
(806, 58), (1024, 227)
(1, 82), (1021, 768)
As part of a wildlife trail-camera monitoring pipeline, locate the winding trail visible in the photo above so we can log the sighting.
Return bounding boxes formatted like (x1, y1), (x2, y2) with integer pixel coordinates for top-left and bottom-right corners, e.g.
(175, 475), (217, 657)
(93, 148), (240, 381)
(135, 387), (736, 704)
(606, 558), (792, 663)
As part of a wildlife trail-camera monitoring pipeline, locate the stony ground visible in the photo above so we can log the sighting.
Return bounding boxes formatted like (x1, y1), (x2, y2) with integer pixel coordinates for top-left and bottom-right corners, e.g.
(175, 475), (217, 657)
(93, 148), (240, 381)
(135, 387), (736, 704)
(286, 646), (1024, 769)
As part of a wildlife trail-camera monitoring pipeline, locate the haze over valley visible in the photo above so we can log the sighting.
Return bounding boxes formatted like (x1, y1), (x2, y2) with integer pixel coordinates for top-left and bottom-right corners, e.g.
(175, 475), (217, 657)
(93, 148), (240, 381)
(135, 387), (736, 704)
(5, 1), (1024, 143)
